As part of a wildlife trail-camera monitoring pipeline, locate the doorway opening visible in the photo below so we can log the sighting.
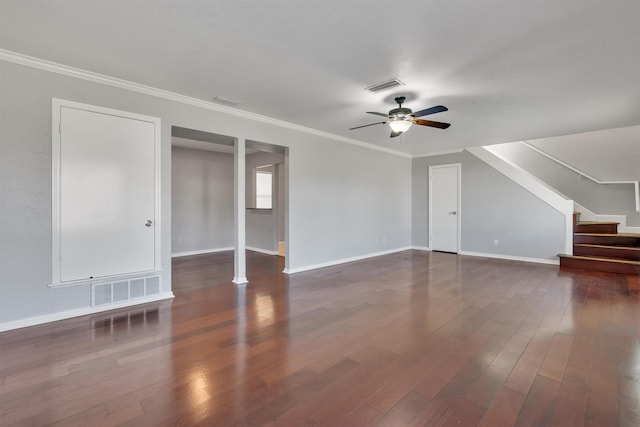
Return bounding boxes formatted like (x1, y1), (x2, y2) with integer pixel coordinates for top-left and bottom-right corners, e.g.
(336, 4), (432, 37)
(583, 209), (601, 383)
(245, 140), (288, 275)
(170, 126), (289, 284)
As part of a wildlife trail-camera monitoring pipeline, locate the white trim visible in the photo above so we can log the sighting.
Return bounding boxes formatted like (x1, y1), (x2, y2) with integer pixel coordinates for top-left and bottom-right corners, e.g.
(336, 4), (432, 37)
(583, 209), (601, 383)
(234, 138), (248, 286)
(232, 277), (248, 285)
(413, 148), (464, 158)
(467, 146), (574, 255)
(523, 141), (640, 212)
(1, 49), (410, 159)
(51, 99), (162, 286)
(246, 246), (279, 256)
(171, 247), (234, 258)
(429, 163), (462, 253)
(48, 270), (162, 289)
(411, 246), (431, 251)
(0, 292), (174, 333)
(283, 247), (412, 274)
(459, 251), (559, 265)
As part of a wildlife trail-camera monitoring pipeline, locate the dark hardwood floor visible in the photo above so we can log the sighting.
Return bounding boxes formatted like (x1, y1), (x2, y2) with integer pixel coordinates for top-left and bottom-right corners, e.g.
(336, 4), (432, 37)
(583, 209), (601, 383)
(1, 250), (639, 426)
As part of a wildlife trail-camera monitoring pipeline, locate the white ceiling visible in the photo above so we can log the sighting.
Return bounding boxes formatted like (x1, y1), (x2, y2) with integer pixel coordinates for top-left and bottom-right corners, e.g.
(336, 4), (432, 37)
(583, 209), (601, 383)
(1, 0), (639, 155)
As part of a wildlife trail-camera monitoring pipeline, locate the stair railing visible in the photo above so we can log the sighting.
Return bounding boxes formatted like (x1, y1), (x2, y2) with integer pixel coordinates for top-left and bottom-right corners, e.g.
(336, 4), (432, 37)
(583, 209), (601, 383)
(522, 141), (640, 213)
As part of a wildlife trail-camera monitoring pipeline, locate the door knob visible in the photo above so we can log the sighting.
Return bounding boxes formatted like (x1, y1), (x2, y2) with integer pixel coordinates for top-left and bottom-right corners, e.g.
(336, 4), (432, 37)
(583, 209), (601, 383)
(448, 211), (457, 215)
(145, 220), (153, 227)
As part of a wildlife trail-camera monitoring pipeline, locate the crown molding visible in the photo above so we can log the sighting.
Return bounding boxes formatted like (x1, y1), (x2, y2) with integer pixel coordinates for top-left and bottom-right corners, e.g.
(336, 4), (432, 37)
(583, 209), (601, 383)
(412, 148), (464, 158)
(0, 49), (412, 158)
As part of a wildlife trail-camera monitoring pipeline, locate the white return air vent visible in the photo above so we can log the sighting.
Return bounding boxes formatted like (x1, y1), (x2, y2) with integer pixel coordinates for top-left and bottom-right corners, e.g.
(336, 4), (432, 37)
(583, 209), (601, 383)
(365, 78), (405, 93)
(212, 95), (241, 107)
(92, 275), (161, 307)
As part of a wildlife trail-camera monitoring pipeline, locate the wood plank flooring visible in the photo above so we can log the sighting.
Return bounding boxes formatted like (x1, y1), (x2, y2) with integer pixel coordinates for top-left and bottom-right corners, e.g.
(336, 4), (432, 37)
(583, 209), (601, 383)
(1, 250), (639, 426)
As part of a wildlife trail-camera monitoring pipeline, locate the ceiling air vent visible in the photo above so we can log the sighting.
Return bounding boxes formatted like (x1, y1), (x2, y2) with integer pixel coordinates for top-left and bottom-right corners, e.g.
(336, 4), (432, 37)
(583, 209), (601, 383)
(365, 78), (405, 93)
(212, 95), (241, 107)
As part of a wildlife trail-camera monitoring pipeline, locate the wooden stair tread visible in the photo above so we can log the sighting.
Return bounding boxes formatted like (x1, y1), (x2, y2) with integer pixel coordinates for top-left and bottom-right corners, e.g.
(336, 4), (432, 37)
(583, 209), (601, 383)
(574, 244), (640, 251)
(568, 215), (638, 273)
(559, 254), (640, 265)
(574, 232), (640, 237)
(575, 221), (620, 225)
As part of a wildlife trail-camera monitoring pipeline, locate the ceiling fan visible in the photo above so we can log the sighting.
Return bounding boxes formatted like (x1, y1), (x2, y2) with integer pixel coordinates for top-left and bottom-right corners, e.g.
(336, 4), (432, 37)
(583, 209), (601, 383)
(350, 96), (450, 138)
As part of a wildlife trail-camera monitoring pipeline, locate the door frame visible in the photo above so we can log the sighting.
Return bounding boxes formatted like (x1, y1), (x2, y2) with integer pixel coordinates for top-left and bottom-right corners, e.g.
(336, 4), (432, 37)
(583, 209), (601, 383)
(428, 163), (461, 253)
(51, 99), (162, 286)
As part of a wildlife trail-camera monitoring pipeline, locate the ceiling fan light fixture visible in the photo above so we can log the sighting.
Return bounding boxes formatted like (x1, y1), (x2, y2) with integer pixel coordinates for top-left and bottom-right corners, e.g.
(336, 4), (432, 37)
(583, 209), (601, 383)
(388, 119), (412, 133)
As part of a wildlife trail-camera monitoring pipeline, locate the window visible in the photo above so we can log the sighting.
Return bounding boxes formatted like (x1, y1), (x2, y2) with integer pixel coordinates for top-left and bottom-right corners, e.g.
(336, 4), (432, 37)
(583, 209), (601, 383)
(255, 166), (273, 209)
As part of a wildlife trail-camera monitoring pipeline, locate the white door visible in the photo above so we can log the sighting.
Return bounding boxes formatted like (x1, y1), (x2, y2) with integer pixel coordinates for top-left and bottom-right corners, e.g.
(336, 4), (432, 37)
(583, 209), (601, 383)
(429, 164), (460, 253)
(57, 105), (158, 282)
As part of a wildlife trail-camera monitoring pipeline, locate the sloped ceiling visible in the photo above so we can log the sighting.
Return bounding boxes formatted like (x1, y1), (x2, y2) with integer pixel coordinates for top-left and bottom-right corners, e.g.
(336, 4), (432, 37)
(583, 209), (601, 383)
(1, 0), (639, 155)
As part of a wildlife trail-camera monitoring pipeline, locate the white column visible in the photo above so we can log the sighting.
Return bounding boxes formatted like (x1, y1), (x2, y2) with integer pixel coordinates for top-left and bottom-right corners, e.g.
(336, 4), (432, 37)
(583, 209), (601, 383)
(282, 149), (290, 273)
(233, 137), (248, 285)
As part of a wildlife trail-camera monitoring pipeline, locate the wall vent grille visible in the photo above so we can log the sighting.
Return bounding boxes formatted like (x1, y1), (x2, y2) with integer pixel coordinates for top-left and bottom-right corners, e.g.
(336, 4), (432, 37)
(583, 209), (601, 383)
(91, 275), (161, 307)
(212, 95), (241, 106)
(365, 78), (405, 93)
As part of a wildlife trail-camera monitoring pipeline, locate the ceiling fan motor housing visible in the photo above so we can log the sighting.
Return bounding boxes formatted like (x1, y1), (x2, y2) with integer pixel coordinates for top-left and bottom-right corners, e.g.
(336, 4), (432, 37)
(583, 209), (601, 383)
(389, 107), (412, 118)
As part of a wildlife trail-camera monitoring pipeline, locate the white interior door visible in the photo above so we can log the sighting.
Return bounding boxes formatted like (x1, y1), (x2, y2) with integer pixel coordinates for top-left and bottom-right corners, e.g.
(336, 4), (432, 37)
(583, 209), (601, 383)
(56, 103), (159, 282)
(429, 164), (460, 253)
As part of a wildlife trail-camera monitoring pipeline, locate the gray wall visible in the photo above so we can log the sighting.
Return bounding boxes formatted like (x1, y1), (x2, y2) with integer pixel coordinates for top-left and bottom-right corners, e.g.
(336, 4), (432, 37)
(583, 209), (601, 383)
(490, 142), (640, 226)
(171, 147), (234, 254)
(292, 142), (411, 268)
(246, 210), (277, 253)
(0, 60), (412, 327)
(412, 151), (565, 261)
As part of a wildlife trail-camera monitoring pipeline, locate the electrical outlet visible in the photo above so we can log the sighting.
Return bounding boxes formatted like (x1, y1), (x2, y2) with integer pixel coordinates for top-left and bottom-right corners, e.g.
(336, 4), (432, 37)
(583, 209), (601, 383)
(493, 239), (499, 246)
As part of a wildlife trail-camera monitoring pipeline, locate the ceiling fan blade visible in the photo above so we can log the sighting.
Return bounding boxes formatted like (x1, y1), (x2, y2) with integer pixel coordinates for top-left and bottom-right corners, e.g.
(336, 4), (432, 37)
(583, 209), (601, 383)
(390, 130), (403, 138)
(412, 105), (448, 118)
(413, 119), (451, 129)
(349, 121), (386, 130)
(366, 111), (389, 118)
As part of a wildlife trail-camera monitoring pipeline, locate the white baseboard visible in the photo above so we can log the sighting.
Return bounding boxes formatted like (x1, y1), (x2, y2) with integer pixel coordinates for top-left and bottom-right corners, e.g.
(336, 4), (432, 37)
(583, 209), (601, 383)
(408, 246), (558, 265)
(246, 246), (278, 256)
(0, 291), (175, 333)
(284, 246), (412, 274)
(171, 247), (233, 257)
(459, 251), (559, 265)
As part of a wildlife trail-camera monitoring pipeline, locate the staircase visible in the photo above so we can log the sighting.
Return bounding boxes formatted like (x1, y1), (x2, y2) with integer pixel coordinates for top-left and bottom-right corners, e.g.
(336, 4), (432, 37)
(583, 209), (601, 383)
(559, 213), (640, 274)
